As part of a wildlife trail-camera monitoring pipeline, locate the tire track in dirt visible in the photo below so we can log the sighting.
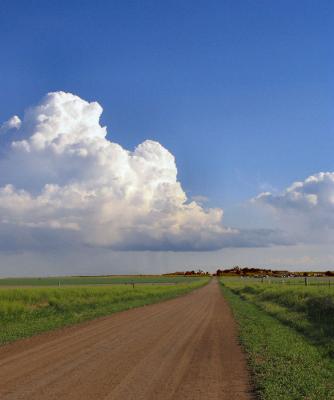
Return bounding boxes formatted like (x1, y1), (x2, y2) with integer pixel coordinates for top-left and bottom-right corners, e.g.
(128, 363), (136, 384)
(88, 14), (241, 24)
(0, 279), (254, 399)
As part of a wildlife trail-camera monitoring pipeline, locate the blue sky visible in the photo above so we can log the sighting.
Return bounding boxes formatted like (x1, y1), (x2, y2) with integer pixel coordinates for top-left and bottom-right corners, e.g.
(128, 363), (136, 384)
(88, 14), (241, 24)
(0, 1), (334, 274)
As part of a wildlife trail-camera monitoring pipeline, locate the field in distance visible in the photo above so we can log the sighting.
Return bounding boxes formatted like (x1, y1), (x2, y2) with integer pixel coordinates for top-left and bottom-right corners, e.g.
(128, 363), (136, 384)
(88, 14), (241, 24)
(0, 275), (202, 287)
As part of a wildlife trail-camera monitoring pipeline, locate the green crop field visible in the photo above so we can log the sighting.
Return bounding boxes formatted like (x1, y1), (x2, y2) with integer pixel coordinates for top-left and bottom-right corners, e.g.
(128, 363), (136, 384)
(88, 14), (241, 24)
(221, 278), (334, 400)
(0, 275), (201, 287)
(0, 277), (208, 346)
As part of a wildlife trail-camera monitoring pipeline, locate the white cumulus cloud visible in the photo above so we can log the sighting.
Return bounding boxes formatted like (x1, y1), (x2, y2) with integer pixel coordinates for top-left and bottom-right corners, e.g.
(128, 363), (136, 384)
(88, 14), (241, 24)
(254, 172), (334, 241)
(0, 115), (21, 134)
(0, 92), (291, 253)
(0, 91), (242, 252)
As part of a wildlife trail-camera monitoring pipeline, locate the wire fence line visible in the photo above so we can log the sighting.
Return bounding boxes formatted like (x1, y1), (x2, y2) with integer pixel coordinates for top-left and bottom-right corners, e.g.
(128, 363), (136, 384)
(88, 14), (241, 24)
(227, 276), (334, 287)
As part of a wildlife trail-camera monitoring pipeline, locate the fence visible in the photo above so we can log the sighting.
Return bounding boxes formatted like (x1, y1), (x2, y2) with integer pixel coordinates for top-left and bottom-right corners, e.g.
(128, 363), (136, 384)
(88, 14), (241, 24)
(234, 276), (334, 287)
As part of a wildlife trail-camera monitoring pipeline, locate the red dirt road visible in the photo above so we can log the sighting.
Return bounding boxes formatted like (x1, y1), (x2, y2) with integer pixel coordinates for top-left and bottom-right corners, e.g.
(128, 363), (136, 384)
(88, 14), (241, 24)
(0, 279), (253, 399)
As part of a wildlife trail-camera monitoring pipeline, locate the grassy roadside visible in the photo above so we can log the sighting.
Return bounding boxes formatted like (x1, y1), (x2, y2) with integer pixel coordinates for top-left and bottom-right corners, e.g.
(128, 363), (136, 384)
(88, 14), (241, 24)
(0, 278), (208, 345)
(221, 281), (334, 400)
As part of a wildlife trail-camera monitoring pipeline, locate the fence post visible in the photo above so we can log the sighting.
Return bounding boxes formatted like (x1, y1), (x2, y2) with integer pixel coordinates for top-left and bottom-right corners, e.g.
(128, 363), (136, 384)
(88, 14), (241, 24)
(304, 277), (308, 286)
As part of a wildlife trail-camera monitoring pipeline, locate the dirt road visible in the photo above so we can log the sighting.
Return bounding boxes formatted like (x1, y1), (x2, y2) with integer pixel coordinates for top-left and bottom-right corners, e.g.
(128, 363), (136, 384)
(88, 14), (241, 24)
(0, 279), (253, 399)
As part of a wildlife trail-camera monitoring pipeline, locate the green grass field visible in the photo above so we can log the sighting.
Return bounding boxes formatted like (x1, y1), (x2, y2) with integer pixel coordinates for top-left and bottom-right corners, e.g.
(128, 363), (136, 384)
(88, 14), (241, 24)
(221, 279), (334, 400)
(0, 277), (208, 345)
(0, 275), (201, 287)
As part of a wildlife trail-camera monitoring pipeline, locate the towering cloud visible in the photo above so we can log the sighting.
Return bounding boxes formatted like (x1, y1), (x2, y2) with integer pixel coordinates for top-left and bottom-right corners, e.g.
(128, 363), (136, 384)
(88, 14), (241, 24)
(0, 92), (237, 251)
(0, 92), (296, 254)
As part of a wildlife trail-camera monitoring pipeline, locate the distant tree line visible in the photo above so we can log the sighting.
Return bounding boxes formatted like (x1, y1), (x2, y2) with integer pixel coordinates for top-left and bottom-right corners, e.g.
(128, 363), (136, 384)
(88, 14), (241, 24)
(214, 266), (334, 277)
(163, 269), (210, 276)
